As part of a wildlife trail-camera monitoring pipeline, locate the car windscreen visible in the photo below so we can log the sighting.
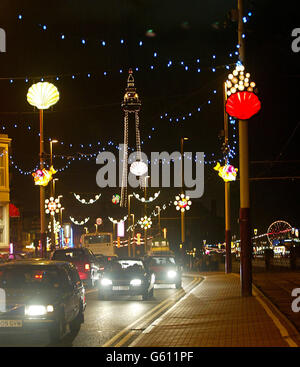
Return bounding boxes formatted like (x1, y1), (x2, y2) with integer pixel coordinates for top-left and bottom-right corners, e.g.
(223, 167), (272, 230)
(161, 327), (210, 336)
(52, 249), (86, 261)
(109, 260), (144, 272)
(150, 257), (176, 265)
(0, 266), (62, 289)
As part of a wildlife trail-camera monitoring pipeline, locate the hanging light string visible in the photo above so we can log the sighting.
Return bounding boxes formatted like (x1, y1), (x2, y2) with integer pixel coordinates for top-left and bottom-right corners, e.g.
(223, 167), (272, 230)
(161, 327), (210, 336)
(73, 193), (101, 204)
(69, 216), (90, 225)
(108, 215), (128, 224)
(133, 191), (160, 203)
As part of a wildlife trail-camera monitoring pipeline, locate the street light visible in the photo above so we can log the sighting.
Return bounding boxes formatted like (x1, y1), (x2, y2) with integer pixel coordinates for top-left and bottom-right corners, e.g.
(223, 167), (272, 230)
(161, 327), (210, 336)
(27, 82), (59, 258)
(131, 214), (135, 257)
(50, 139), (58, 167)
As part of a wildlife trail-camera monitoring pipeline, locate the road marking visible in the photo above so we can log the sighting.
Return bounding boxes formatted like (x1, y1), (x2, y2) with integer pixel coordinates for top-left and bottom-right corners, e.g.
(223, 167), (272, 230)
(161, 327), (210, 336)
(253, 289), (299, 347)
(101, 277), (200, 347)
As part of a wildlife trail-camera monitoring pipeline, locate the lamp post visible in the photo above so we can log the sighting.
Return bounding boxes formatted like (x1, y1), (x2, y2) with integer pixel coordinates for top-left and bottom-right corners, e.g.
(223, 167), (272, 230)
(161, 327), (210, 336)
(131, 214), (135, 257)
(50, 138), (58, 252)
(144, 176), (150, 254)
(223, 83), (232, 274)
(180, 137), (188, 248)
(238, 0), (252, 297)
(27, 82), (59, 258)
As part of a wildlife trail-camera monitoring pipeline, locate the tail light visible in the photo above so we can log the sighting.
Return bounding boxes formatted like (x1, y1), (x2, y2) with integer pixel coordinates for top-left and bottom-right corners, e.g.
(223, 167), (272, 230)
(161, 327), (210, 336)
(100, 267), (105, 271)
(84, 263), (90, 271)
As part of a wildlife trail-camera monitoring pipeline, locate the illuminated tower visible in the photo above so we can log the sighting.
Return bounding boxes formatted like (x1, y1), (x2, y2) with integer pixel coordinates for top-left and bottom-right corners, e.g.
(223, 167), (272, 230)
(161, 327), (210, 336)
(120, 69), (143, 207)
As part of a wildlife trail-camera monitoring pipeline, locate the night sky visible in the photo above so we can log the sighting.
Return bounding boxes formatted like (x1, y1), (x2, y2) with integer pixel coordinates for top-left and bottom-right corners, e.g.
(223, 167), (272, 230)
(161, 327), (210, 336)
(0, 1), (299, 248)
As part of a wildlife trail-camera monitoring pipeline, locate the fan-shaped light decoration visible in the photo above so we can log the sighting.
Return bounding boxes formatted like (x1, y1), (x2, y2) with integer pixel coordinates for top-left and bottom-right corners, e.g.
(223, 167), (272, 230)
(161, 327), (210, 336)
(133, 191), (160, 203)
(130, 160), (148, 176)
(73, 193), (101, 204)
(214, 162), (238, 182)
(70, 216), (90, 226)
(138, 216), (152, 229)
(27, 82), (60, 110)
(174, 194), (192, 212)
(32, 166), (56, 186)
(45, 197), (61, 216)
(108, 215), (128, 224)
(112, 194), (121, 205)
(225, 63), (261, 120)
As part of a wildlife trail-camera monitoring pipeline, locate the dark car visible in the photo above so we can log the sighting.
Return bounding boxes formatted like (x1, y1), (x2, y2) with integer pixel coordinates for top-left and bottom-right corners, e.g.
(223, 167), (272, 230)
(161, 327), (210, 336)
(0, 260), (86, 343)
(146, 255), (182, 289)
(97, 257), (155, 300)
(95, 254), (118, 273)
(51, 248), (99, 288)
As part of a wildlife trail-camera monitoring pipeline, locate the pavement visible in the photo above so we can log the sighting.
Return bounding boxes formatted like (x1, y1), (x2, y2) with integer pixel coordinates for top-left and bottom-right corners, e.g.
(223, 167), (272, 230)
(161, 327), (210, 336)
(129, 272), (300, 347)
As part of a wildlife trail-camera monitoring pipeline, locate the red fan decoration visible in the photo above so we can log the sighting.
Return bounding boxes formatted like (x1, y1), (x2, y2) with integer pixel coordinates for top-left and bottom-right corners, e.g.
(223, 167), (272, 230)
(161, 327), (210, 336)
(226, 91), (261, 120)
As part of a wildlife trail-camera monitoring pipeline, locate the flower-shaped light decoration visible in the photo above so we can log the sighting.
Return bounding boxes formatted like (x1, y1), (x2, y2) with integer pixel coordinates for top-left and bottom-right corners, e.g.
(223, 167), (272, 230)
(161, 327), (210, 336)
(225, 63), (261, 120)
(48, 220), (61, 233)
(138, 216), (152, 230)
(130, 161), (148, 176)
(27, 82), (60, 110)
(174, 194), (192, 212)
(214, 162), (238, 182)
(112, 194), (121, 205)
(32, 166), (56, 186)
(45, 197), (61, 216)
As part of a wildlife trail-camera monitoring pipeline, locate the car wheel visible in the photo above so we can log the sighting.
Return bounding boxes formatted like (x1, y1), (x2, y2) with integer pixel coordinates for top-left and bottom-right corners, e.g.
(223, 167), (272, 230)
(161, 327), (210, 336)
(69, 306), (84, 334)
(176, 280), (182, 289)
(49, 312), (66, 343)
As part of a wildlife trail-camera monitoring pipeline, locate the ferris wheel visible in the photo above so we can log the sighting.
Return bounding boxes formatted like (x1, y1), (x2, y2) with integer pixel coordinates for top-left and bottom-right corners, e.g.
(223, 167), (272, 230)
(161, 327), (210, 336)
(267, 220), (292, 245)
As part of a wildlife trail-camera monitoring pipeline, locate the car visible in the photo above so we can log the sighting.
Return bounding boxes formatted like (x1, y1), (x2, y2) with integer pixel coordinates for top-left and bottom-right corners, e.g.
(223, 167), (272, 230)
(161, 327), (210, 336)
(0, 260), (86, 343)
(51, 248), (99, 288)
(95, 254), (118, 273)
(97, 257), (155, 300)
(145, 255), (182, 289)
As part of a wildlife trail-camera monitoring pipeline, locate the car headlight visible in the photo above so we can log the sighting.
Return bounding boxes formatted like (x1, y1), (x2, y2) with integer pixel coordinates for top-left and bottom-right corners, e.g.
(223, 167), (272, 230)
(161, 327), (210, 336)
(25, 305), (54, 316)
(130, 279), (142, 286)
(167, 270), (177, 278)
(101, 278), (112, 286)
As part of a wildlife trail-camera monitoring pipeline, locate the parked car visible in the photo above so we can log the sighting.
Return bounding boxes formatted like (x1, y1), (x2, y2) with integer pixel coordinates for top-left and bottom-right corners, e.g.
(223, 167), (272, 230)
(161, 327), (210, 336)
(97, 257), (155, 300)
(51, 248), (99, 287)
(0, 260), (86, 343)
(145, 255), (182, 289)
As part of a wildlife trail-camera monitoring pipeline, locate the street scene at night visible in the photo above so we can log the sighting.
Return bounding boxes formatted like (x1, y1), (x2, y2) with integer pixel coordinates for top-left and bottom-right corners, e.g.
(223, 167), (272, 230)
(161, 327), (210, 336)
(0, 0), (300, 356)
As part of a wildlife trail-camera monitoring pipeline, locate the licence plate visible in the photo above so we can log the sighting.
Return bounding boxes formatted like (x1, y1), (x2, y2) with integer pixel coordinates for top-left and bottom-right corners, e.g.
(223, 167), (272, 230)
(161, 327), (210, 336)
(113, 286), (129, 291)
(0, 320), (23, 328)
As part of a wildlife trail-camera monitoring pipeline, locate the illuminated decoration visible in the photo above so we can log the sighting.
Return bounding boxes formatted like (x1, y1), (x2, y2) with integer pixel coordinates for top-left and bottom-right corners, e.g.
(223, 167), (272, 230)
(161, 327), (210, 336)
(225, 63), (261, 120)
(120, 69), (143, 207)
(45, 197), (61, 216)
(174, 194), (192, 212)
(27, 82), (59, 110)
(32, 166), (56, 186)
(48, 219), (61, 233)
(267, 220), (292, 246)
(112, 194), (121, 205)
(73, 193), (101, 204)
(133, 191), (160, 203)
(108, 215), (128, 224)
(130, 160), (148, 176)
(138, 216), (152, 229)
(9, 203), (20, 217)
(70, 216), (90, 226)
(214, 162), (238, 182)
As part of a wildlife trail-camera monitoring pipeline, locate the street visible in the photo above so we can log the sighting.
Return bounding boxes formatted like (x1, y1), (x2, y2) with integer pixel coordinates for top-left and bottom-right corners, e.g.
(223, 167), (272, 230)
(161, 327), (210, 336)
(0, 276), (201, 347)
